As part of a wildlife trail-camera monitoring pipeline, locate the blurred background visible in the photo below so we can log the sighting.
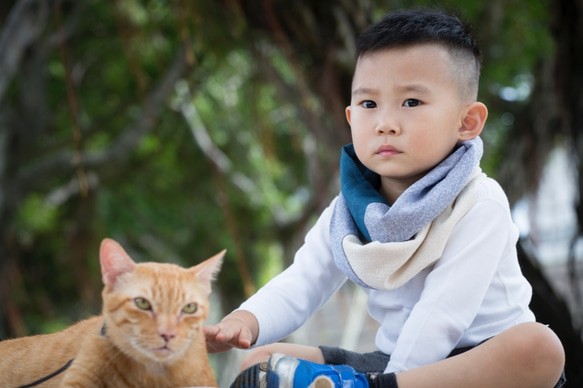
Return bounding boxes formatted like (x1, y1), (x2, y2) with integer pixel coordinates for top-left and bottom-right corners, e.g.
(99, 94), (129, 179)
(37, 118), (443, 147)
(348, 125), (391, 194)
(1, 0), (582, 386)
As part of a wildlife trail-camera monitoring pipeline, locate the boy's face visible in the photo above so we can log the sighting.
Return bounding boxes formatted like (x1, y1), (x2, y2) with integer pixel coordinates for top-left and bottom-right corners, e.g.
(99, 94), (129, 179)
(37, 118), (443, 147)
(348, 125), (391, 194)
(346, 44), (476, 201)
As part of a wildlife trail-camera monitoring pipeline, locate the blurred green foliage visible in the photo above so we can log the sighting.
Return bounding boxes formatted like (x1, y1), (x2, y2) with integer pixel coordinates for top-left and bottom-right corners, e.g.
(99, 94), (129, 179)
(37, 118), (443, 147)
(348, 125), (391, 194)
(0, 0), (562, 365)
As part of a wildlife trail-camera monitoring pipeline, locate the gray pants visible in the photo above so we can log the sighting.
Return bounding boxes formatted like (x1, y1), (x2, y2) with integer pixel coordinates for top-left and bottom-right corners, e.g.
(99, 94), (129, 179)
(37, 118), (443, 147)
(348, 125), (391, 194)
(319, 345), (474, 373)
(319, 345), (566, 387)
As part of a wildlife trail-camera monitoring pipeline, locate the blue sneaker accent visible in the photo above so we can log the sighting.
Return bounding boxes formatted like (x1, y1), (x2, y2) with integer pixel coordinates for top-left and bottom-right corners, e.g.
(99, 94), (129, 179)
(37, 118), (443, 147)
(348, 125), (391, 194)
(266, 353), (369, 388)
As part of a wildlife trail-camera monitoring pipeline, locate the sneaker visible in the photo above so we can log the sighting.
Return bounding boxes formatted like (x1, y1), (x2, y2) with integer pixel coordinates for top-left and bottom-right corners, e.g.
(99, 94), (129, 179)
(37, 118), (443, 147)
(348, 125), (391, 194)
(265, 353), (369, 388)
(230, 361), (268, 388)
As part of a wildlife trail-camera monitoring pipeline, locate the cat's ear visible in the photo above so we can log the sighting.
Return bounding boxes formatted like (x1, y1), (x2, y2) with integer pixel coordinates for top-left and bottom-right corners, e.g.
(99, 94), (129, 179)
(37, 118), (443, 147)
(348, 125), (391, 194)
(100, 238), (136, 288)
(191, 249), (225, 295)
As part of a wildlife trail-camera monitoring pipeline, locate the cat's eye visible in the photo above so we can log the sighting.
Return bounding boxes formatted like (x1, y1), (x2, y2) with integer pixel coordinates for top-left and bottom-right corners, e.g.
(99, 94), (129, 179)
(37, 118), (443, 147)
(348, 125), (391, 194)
(182, 303), (198, 314)
(134, 297), (152, 311)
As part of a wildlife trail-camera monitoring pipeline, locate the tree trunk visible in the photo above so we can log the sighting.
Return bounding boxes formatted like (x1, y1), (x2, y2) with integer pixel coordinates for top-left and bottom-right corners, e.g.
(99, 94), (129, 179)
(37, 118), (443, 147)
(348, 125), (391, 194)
(518, 242), (582, 386)
(547, 0), (583, 385)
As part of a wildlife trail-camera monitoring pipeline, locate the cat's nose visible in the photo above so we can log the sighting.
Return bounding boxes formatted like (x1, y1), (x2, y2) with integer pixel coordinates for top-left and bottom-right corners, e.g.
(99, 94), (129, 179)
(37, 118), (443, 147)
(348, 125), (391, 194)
(160, 332), (176, 342)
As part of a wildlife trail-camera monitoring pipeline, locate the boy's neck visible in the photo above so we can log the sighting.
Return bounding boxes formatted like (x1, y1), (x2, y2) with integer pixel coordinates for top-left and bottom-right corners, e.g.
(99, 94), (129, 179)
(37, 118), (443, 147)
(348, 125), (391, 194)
(379, 175), (424, 205)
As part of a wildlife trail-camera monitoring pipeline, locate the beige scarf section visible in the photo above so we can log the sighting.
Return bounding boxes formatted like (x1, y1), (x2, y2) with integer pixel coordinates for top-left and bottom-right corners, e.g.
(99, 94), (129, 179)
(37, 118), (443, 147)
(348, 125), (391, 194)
(332, 168), (483, 290)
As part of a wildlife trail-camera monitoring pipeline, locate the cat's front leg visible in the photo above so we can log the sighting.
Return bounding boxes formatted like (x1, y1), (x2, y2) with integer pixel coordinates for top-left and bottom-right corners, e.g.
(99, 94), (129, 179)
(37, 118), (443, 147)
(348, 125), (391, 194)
(58, 358), (104, 388)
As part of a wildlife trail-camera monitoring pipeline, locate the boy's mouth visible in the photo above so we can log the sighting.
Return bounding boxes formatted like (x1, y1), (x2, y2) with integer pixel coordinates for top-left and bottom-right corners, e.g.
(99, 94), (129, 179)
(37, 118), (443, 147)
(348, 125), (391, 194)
(376, 145), (401, 156)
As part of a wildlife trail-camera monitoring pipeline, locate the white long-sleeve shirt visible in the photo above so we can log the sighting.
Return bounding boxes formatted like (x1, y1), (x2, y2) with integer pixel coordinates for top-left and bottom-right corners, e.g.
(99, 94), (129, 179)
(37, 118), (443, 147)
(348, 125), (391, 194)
(239, 174), (535, 373)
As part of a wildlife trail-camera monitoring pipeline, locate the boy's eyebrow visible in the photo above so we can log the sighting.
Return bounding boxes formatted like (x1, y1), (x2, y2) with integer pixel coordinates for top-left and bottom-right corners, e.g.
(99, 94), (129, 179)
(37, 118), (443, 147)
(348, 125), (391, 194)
(396, 84), (432, 94)
(351, 87), (378, 96)
(351, 84), (434, 96)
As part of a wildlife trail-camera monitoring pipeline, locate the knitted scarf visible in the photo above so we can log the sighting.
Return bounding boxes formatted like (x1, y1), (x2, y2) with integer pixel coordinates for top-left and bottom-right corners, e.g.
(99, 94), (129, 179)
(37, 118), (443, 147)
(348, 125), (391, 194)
(330, 137), (483, 290)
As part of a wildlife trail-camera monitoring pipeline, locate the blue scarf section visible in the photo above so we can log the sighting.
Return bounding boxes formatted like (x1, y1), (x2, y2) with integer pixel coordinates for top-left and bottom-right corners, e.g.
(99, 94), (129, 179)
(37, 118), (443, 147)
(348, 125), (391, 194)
(330, 137), (483, 288)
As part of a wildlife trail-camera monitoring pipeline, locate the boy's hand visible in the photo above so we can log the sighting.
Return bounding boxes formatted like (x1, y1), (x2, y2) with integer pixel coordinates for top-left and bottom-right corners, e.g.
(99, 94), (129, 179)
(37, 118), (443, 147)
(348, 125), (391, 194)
(204, 310), (258, 353)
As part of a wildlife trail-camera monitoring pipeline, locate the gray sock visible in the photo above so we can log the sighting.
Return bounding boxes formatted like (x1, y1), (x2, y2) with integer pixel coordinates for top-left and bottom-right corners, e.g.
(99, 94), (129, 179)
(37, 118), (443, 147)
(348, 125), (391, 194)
(366, 372), (398, 388)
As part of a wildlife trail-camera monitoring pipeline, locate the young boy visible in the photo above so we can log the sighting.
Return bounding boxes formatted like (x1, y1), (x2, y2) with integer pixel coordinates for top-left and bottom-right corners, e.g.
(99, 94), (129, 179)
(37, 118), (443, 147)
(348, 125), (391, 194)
(205, 8), (566, 388)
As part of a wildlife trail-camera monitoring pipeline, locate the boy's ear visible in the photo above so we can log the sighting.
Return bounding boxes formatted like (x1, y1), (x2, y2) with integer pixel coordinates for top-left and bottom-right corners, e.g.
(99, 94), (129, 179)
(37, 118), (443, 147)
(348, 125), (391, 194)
(458, 102), (488, 141)
(345, 106), (352, 125)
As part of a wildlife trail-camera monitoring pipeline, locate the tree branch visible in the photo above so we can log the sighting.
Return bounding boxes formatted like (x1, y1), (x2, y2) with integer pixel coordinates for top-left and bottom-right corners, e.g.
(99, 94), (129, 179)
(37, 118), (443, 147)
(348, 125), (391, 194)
(174, 81), (258, 196)
(17, 45), (190, 194)
(0, 0), (49, 104)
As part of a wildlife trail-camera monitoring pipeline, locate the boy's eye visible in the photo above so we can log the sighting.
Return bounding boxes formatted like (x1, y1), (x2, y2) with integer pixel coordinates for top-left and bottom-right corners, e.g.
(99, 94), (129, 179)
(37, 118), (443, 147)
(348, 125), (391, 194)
(403, 99), (421, 107)
(361, 100), (377, 109)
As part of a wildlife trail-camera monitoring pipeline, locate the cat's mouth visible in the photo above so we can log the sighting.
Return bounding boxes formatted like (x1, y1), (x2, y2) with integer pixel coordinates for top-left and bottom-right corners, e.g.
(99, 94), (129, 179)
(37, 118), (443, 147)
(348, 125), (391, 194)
(152, 345), (173, 358)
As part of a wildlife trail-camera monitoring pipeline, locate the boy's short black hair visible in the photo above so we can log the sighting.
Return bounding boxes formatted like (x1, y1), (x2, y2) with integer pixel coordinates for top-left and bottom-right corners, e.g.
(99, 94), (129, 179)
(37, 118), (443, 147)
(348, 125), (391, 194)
(356, 8), (482, 101)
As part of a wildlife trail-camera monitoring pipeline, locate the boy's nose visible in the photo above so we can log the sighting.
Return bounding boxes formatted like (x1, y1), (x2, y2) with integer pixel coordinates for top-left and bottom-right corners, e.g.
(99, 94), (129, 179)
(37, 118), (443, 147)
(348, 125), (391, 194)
(375, 120), (400, 135)
(375, 108), (400, 134)
(374, 107), (401, 135)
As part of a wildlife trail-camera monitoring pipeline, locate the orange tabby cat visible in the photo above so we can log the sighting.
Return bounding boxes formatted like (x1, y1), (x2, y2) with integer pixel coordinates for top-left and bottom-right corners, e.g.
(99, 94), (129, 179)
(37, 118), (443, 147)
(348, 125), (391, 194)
(0, 238), (224, 388)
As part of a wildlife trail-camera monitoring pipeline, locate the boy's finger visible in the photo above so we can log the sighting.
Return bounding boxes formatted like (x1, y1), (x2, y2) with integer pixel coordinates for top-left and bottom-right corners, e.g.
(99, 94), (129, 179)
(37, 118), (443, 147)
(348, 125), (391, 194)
(203, 325), (219, 337)
(236, 327), (253, 349)
(214, 324), (241, 344)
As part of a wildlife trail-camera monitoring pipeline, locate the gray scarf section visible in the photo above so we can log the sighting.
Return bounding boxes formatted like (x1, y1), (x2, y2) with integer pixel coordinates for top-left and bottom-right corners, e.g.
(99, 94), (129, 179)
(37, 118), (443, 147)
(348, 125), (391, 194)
(330, 137), (483, 289)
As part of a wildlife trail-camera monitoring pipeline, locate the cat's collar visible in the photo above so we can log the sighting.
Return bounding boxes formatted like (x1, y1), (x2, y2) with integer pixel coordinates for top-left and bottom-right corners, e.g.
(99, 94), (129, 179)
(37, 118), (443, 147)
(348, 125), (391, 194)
(100, 321), (108, 338)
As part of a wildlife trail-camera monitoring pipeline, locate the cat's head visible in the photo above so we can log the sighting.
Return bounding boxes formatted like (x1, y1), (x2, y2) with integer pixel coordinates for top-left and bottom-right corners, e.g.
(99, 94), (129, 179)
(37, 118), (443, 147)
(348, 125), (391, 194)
(98, 238), (224, 364)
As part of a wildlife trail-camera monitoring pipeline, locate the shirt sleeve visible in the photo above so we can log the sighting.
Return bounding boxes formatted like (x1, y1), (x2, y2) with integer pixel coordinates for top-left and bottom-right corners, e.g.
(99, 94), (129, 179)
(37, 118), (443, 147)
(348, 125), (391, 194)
(386, 185), (520, 373)
(238, 200), (348, 347)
